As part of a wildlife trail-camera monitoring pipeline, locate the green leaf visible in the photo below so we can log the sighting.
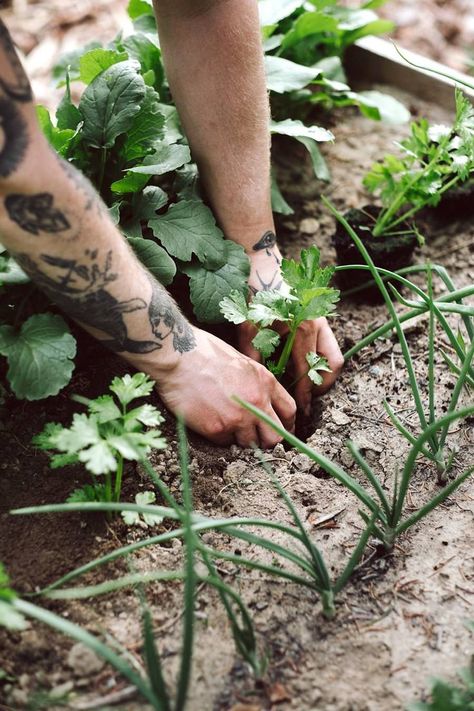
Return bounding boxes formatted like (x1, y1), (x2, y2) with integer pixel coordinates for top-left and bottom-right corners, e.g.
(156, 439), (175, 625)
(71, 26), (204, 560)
(36, 105), (76, 156)
(265, 55), (322, 93)
(128, 237), (176, 286)
(53, 413), (101, 452)
(67, 483), (107, 503)
(149, 200), (227, 268)
(271, 175), (295, 215)
(56, 74), (82, 131)
(52, 42), (100, 83)
(0, 314), (76, 400)
(281, 11), (340, 51)
(258, 0), (303, 26)
(295, 136), (331, 181)
(352, 90), (410, 125)
(252, 328), (281, 359)
(128, 0), (154, 20)
(109, 372), (155, 406)
(122, 33), (164, 88)
(79, 61), (146, 149)
(121, 491), (163, 527)
(249, 290), (296, 327)
(0, 254), (29, 285)
(122, 85), (165, 162)
(219, 290), (249, 325)
(88, 395), (122, 423)
(79, 441), (117, 475)
(111, 172), (150, 194)
(270, 118), (334, 143)
(182, 242), (250, 323)
(79, 48), (127, 84)
(126, 403), (164, 427)
(306, 352), (332, 385)
(128, 142), (191, 175)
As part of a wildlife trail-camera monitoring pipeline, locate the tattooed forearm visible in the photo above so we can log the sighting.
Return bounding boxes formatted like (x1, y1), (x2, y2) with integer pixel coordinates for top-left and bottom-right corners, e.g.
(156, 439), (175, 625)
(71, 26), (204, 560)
(5, 193), (71, 235)
(14, 249), (196, 355)
(0, 19), (32, 103)
(252, 230), (277, 255)
(0, 97), (29, 178)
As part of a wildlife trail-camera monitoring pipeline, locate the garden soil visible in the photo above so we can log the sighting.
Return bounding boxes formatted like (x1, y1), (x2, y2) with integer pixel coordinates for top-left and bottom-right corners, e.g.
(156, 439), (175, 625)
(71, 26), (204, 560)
(0, 82), (473, 711)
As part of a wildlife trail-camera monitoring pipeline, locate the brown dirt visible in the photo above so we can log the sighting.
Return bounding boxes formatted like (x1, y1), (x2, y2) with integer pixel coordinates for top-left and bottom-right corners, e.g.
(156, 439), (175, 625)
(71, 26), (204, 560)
(1, 5), (474, 711)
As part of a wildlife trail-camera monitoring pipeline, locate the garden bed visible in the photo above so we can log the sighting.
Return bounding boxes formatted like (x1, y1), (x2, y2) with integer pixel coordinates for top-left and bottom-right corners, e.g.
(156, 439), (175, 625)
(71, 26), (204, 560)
(0, 75), (473, 711)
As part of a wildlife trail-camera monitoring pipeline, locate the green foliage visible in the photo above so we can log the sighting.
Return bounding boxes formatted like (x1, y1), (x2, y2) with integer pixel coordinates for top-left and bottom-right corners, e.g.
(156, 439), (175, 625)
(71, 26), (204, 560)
(121, 491), (164, 527)
(33, 373), (166, 509)
(220, 245), (339, 376)
(364, 89), (474, 237)
(408, 661), (474, 711)
(0, 314), (76, 401)
(0, 563), (27, 631)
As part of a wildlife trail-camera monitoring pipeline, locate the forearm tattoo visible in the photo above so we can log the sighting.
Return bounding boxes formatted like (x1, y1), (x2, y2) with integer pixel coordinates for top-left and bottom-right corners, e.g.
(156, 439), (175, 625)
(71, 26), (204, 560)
(0, 20), (32, 103)
(14, 250), (196, 355)
(5, 193), (71, 235)
(0, 20), (31, 178)
(250, 230), (282, 294)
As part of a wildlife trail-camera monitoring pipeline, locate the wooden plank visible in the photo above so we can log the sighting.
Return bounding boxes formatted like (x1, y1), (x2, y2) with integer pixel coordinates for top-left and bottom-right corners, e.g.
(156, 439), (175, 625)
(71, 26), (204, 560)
(345, 36), (474, 111)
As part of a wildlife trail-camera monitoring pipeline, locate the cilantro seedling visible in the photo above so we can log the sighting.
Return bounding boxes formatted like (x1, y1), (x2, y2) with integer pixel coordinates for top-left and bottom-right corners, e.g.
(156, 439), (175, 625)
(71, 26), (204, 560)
(220, 245), (339, 380)
(364, 89), (474, 238)
(0, 563), (27, 631)
(33, 373), (166, 513)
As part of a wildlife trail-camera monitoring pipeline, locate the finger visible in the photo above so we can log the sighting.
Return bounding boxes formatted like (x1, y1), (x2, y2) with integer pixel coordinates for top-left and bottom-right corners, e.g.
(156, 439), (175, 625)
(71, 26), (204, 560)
(238, 322), (262, 362)
(314, 319), (344, 394)
(234, 424), (259, 448)
(291, 325), (318, 415)
(271, 378), (296, 433)
(256, 406), (286, 449)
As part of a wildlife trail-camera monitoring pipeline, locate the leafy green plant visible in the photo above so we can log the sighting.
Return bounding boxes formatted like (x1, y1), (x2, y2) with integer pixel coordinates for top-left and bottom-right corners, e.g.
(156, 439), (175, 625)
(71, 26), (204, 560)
(363, 89), (474, 238)
(220, 245), (339, 379)
(33, 373), (166, 511)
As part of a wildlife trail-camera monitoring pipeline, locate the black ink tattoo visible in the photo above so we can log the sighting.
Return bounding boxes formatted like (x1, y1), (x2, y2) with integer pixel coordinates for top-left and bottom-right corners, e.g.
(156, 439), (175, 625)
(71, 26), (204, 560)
(250, 230), (282, 294)
(147, 276), (196, 353)
(252, 231), (277, 256)
(0, 96), (28, 177)
(4, 193), (71, 235)
(15, 250), (196, 356)
(0, 20), (33, 102)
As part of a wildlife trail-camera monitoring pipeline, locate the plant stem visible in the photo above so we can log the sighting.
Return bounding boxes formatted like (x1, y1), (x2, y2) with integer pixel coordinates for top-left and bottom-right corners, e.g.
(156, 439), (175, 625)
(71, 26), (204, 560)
(114, 455), (124, 503)
(321, 589), (336, 619)
(274, 326), (297, 376)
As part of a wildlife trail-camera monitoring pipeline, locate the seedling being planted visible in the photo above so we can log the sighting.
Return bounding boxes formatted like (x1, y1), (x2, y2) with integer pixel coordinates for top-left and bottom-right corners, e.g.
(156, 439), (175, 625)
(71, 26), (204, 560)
(220, 245), (339, 380)
(33, 373), (166, 512)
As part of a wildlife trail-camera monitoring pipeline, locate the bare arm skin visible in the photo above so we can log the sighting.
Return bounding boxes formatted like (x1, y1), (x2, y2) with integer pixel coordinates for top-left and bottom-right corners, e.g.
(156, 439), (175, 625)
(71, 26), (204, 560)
(153, 0), (344, 414)
(0, 18), (295, 446)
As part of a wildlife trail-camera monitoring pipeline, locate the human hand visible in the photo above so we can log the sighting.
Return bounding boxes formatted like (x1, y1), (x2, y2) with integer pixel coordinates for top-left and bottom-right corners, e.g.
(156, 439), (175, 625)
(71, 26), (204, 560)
(238, 237), (344, 415)
(153, 327), (296, 447)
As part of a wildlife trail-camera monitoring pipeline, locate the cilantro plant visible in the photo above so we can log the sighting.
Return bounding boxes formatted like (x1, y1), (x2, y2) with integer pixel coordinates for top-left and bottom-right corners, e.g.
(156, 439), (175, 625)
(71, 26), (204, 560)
(408, 652), (474, 711)
(220, 246), (339, 380)
(363, 89), (474, 238)
(33, 373), (166, 512)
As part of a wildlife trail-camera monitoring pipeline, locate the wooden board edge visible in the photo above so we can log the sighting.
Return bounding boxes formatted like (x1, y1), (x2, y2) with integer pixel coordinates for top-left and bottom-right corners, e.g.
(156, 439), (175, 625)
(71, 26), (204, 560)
(345, 36), (474, 110)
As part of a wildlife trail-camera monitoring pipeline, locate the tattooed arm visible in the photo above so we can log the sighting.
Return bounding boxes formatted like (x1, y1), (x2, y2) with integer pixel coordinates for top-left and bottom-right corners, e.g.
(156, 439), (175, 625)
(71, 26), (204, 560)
(153, 0), (344, 413)
(0, 19), (295, 446)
